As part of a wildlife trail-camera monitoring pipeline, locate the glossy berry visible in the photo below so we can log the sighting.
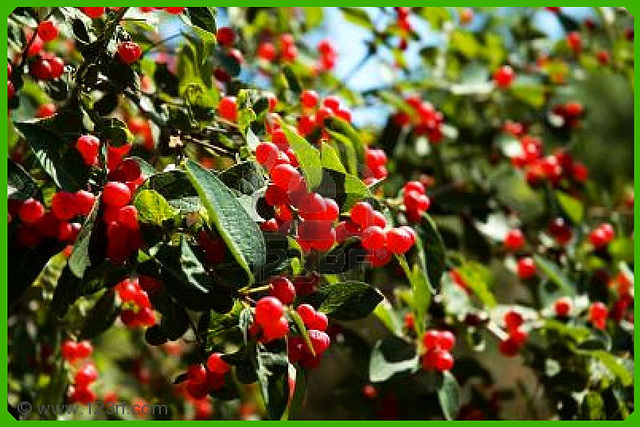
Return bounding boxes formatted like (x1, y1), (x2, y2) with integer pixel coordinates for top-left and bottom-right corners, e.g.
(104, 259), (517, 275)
(51, 192), (78, 220)
(37, 20), (58, 42)
(350, 202), (374, 228)
(269, 276), (296, 305)
(206, 352), (230, 374)
(75, 363), (98, 386)
(270, 164), (301, 191)
(18, 198), (45, 224)
(509, 326), (528, 346)
(257, 42), (277, 61)
(102, 182), (132, 207)
(504, 229), (525, 251)
(255, 142), (279, 168)
(516, 257), (537, 280)
(493, 65), (515, 88)
(80, 7), (106, 18)
(361, 226), (386, 250)
(498, 338), (520, 357)
(437, 330), (456, 351)
(433, 349), (454, 371)
(76, 135), (100, 166)
(216, 27), (236, 47)
(117, 41), (142, 65)
(255, 296), (285, 325)
(218, 96), (238, 122)
(300, 90), (319, 109)
(504, 310), (524, 331)
(61, 340), (78, 360)
(554, 297), (572, 317)
(386, 227), (413, 254)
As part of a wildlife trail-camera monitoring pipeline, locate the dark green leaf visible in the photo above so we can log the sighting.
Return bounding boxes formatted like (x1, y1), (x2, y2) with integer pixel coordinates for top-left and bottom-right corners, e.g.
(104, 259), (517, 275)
(79, 289), (119, 339)
(369, 336), (419, 383)
(68, 196), (100, 278)
(255, 342), (290, 420)
(436, 371), (461, 420)
(304, 281), (383, 321)
(280, 124), (323, 190)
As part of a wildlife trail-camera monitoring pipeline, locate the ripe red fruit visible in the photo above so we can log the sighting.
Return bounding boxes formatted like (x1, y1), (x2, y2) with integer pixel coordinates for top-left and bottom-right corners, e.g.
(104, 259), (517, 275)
(509, 326), (528, 346)
(51, 192), (78, 220)
(36, 103), (57, 118)
(589, 302), (608, 323)
(271, 128), (288, 150)
(504, 229), (525, 251)
(164, 7), (185, 14)
(218, 96), (238, 122)
(75, 190), (96, 216)
(187, 364), (208, 385)
(76, 135), (100, 166)
(80, 7), (106, 18)
(306, 311), (328, 331)
(255, 296), (285, 325)
(296, 304), (316, 326)
(361, 226), (386, 250)
(206, 352), (231, 374)
(117, 41), (142, 65)
(75, 363), (98, 386)
(269, 276), (296, 305)
(566, 31), (582, 53)
(350, 202), (374, 228)
(517, 257), (537, 280)
(504, 310), (524, 331)
(433, 349), (454, 371)
(216, 27), (236, 47)
(300, 90), (319, 109)
(270, 164), (301, 191)
(61, 340), (78, 360)
(37, 20), (58, 42)
(74, 341), (93, 359)
(261, 316), (290, 342)
(323, 95), (341, 111)
(18, 198), (45, 224)
(308, 330), (330, 354)
(256, 142), (279, 168)
(404, 181), (425, 195)
(437, 330), (456, 351)
(498, 338), (520, 357)
(257, 42), (277, 61)
(493, 65), (515, 88)
(548, 217), (572, 245)
(554, 298), (572, 317)
(102, 182), (132, 207)
(386, 227), (413, 254)
(422, 330), (440, 349)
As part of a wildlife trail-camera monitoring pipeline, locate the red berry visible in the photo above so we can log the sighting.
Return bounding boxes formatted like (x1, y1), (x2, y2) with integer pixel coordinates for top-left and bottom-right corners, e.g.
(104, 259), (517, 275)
(554, 298), (572, 317)
(566, 31), (582, 53)
(76, 135), (100, 166)
(516, 257), (537, 280)
(437, 330), (456, 351)
(37, 20), (58, 42)
(548, 218), (572, 245)
(187, 364), (208, 385)
(269, 277), (296, 305)
(323, 95), (341, 111)
(218, 96), (238, 122)
(256, 142), (279, 168)
(361, 226), (386, 250)
(102, 182), (131, 207)
(18, 198), (45, 224)
(270, 164), (302, 191)
(61, 340), (78, 360)
(307, 311), (328, 331)
(257, 42), (277, 61)
(308, 330), (330, 355)
(164, 7), (185, 14)
(433, 349), (454, 371)
(117, 41), (142, 65)
(261, 316), (290, 342)
(116, 205), (139, 229)
(493, 65), (515, 88)
(51, 192), (78, 220)
(504, 229), (525, 251)
(75, 341), (93, 359)
(206, 352), (230, 374)
(386, 227), (413, 254)
(509, 326), (528, 346)
(589, 302), (608, 322)
(350, 202), (374, 228)
(80, 7), (106, 18)
(504, 310), (524, 331)
(216, 27), (236, 47)
(404, 181), (425, 195)
(75, 190), (96, 216)
(271, 128), (288, 150)
(300, 90), (319, 109)
(75, 363), (98, 386)
(296, 304), (316, 326)
(423, 330), (440, 349)
(255, 296), (285, 325)
(498, 338), (520, 357)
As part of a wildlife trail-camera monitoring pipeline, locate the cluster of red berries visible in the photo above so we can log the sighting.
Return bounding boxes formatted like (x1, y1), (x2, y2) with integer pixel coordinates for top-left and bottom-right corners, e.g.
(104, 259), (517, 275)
(288, 304), (330, 369)
(393, 95), (446, 143)
(493, 65), (515, 89)
(588, 301), (608, 330)
(315, 39), (337, 72)
(117, 41), (142, 65)
(510, 134), (588, 187)
(551, 101), (584, 129)
(588, 223), (615, 249)
(257, 33), (297, 63)
(30, 53), (65, 80)
(10, 190), (94, 248)
(183, 353), (230, 400)
(211, 27), (244, 82)
(62, 339), (98, 404)
(101, 158), (145, 263)
(297, 90), (353, 137)
(116, 277), (158, 328)
(420, 329), (455, 372)
(498, 310), (528, 357)
(250, 296), (290, 343)
(566, 31), (582, 54)
(402, 180), (431, 222)
(363, 147), (388, 184)
(394, 7), (412, 50)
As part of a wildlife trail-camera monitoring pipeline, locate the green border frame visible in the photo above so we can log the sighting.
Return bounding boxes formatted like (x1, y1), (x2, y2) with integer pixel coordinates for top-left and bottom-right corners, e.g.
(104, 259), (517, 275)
(1, 4), (636, 423)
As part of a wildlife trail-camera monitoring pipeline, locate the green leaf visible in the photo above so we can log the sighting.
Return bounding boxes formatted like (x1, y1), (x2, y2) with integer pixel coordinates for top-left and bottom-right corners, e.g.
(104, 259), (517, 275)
(288, 308), (316, 357)
(396, 255), (431, 337)
(68, 196), (100, 279)
(437, 371), (461, 420)
(255, 342), (290, 420)
(154, 238), (234, 312)
(320, 142), (346, 173)
(450, 30), (480, 58)
(326, 130), (358, 175)
(282, 65), (302, 95)
(416, 213), (446, 292)
(184, 159), (266, 286)
(8, 158), (42, 201)
(585, 351), (633, 387)
(510, 82), (546, 109)
(369, 336), (419, 383)
(14, 120), (89, 191)
(457, 261), (497, 308)
(317, 237), (367, 274)
(140, 170), (201, 213)
(304, 281), (383, 321)
(280, 124), (323, 190)
(555, 191), (584, 224)
(534, 255), (576, 296)
(316, 169), (370, 211)
(373, 300), (401, 335)
(339, 7), (373, 28)
(581, 392), (605, 420)
(79, 289), (119, 340)
(218, 161), (267, 195)
(182, 7), (217, 37)
(134, 189), (179, 228)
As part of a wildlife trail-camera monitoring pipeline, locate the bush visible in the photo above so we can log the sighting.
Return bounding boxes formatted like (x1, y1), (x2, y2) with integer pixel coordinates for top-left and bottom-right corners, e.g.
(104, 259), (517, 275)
(7, 7), (634, 420)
